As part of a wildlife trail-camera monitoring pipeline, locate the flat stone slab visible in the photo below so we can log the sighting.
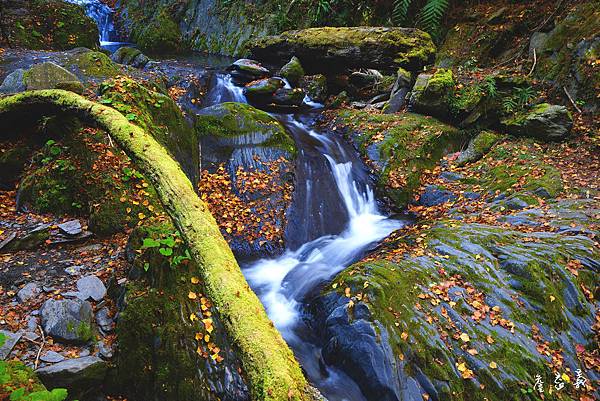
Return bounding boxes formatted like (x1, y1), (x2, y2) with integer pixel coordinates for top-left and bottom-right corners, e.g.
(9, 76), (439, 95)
(76, 275), (106, 302)
(0, 330), (22, 360)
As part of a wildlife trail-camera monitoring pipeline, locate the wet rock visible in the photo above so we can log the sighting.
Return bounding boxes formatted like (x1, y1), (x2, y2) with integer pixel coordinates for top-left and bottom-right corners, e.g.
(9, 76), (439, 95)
(299, 74), (327, 103)
(97, 341), (113, 359)
(40, 351), (65, 364)
(440, 171), (463, 182)
(251, 27), (435, 73)
(0, 69), (27, 94)
(95, 307), (114, 333)
(418, 185), (457, 206)
(40, 298), (94, 343)
(0, 224), (50, 252)
(76, 275), (107, 302)
(409, 69), (454, 120)
(279, 56), (305, 86)
(0, 330), (21, 360)
(271, 87), (305, 107)
(36, 356), (107, 399)
(58, 220), (82, 236)
(501, 103), (572, 141)
(111, 46), (150, 69)
(243, 77), (285, 104)
(456, 131), (502, 166)
(227, 59), (270, 83)
(24, 62), (84, 94)
(17, 282), (41, 303)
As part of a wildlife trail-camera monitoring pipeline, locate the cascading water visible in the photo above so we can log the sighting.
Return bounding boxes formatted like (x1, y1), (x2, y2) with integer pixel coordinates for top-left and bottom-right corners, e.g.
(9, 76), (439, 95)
(63, 0), (121, 46)
(204, 74), (405, 401)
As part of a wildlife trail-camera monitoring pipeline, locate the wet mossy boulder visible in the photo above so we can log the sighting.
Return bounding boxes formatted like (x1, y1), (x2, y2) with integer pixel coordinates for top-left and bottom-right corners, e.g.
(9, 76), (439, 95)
(331, 110), (465, 208)
(66, 50), (121, 80)
(0, 0), (98, 50)
(116, 220), (249, 401)
(250, 27), (436, 74)
(130, 8), (182, 54)
(501, 103), (573, 141)
(243, 77), (286, 105)
(408, 69), (455, 120)
(455, 131), (503, 166)
(195, 102), (295, 257)
(99, 77), (199, 185)
(317, 213), (599, 401)
(279, 56), (305, 86)
(227, 59), (271, 84)
(111, 47), (150, 69)
(23, 62), (84, 94)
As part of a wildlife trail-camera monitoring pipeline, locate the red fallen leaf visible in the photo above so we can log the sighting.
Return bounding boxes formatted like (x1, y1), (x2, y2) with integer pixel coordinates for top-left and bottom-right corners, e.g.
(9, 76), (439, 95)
(576, 344), (585, 354)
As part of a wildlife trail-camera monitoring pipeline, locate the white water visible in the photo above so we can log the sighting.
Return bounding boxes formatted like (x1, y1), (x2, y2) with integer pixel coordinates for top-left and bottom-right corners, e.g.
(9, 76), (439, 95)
(64, 0), (121, 46)
(207, 73), (404, 401)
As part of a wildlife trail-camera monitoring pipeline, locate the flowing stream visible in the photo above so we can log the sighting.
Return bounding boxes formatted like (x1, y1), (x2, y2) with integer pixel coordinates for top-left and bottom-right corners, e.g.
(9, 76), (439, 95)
(205, 75), (405, 400)
(64, 0), (125, 48)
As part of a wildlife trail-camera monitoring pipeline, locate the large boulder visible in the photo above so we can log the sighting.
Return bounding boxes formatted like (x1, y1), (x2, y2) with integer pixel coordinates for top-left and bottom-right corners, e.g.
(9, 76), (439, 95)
(36, 356), (107, 399)
(65, 49), (121, 80)
(227, 59), (270, 84)
(0, 69), (27, 94)
(23, 62), (84, 94)
(40, 298), (94, 344)
(408, 69), (454, 120)
(501, 103), (573, 141)
(250, 27), (435, 74)
(317, 210), (599, 401)
(111, 46), (151, 69)
(196, 102), (295, 257)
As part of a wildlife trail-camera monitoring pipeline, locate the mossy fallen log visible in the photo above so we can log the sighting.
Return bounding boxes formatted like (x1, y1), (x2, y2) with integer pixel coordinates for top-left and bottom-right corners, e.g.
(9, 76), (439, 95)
(0, 90), (317, 401)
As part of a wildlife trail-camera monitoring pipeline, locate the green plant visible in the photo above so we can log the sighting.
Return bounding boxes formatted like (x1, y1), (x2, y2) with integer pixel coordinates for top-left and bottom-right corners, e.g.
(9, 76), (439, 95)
(502, 86), (535, 113)
(392, 0), (450, 39)
(141, 232), (191, 270)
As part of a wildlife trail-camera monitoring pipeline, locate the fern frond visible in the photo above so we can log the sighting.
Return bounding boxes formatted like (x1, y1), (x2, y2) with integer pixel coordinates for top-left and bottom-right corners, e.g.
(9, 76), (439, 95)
(392, 0), (412, 26)
(419, 0), (449, 38)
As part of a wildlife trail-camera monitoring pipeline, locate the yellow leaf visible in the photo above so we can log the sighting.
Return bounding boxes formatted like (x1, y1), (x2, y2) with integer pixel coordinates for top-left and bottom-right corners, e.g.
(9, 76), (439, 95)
(489, 361), (497, 369)
(459, 333), (470, 343)
(332, 283), (338, 289)
(195, 332), (202, 341)
(204, 334), (210, 342)
(191, 277), (200, 284)
(561, 373), (570, 383)
(188, 291), (197, 300)
(457, 362), (467, 372)
(189, 313), (197, 321)
(549, 295), (556, 302)
(401, 332), (409, 341)
(344, 287), (351, 297)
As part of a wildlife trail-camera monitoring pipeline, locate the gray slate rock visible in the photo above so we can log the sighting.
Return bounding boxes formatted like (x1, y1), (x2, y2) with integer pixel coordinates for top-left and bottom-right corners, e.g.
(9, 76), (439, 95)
(36, 356), (107, 398)
(111, 46), (150, 69)
(40, 298), (93, 343)
(95, 307), (114, 332)
(418, 185), (457, 206)
(58, 220), (82, 236)
(501, 103), (573, 141)
(0, 330), (21, 360)
(40, 351), (65, 363)
(17, 282), (41, 303)
(0, 69), (26, 93)
(76, 275), (107, 301)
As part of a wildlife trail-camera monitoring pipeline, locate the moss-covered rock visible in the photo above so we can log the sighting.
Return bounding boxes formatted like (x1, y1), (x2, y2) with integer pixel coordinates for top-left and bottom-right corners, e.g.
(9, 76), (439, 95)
(279, 56), (305, 86)
(0, 0), (98, 50)
(99, 77), (199, 185)
(318, 214), (599, 401)
(115, 220), (249, 401)
(0, 360), (48, 396)
(23, 62), (84, 94)
(408, 69), (455, 120)
(251, 27), (436, 74)
(455, 130), (502, 166)
(110, 46), (150, 69)
(66, 50), (121, 79)
(501, 103), (573, 141)
(130, 8), (183, 54)
(331, 110), (465, 208)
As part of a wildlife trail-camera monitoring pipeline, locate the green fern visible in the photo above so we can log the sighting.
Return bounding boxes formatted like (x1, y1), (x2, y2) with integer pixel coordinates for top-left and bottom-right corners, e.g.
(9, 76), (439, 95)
(419, 0), (449, 38)
(392, 0), (412, 26)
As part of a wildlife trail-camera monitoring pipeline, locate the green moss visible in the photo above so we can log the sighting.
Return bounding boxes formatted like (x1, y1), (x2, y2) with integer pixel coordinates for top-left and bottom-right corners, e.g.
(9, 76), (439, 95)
(131, 9), (182, 54)
(334, 110), (464, 207)
(6, 0), (98, 50)
(68, 51), (120, 78)
(0, 360), (47, 395)
(195, 102), (296, 157)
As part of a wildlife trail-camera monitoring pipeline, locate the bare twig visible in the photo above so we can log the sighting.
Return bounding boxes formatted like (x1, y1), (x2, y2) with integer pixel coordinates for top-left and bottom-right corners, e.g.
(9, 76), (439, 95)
(107, 133), (114, 148)
(563, 86), (582, 113)
(528, 48), (537, 76)
(34, 324), (46, 369)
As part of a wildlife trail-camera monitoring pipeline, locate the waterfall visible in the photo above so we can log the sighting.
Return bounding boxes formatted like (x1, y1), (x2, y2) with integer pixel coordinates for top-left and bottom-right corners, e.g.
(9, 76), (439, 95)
(203, 72), (404, 400)
(63, 0), (119, 45)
